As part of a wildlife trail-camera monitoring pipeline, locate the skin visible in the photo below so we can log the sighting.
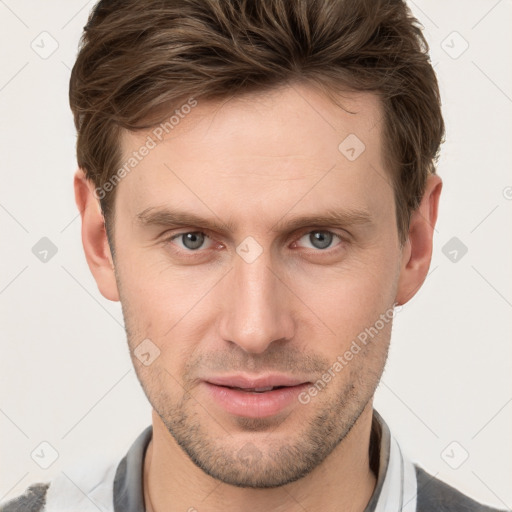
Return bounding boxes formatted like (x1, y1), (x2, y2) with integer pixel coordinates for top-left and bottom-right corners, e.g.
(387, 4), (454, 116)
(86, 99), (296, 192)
(74, 82), (442, 512)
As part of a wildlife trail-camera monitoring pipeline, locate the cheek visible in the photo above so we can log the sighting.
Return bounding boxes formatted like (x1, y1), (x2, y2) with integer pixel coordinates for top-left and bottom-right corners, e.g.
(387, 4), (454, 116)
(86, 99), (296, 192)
(285, 254), (399, 377)
(294, 248), (398, 329)
(116, 255), (217, 366)
(117, 249), (205, 319)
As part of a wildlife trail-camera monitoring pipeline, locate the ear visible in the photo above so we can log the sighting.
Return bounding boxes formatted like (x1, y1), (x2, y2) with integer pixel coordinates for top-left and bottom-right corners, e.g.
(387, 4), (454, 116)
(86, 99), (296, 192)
(395, 174), (442, 305)
(74, 169), (120, 302)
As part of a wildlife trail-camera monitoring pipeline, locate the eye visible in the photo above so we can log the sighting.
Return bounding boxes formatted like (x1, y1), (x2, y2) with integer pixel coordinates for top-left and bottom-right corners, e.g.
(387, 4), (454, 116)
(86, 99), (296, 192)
(295, 230), (343, 250)
(165, 229), (344, 255)
(169, 231), (213, 251)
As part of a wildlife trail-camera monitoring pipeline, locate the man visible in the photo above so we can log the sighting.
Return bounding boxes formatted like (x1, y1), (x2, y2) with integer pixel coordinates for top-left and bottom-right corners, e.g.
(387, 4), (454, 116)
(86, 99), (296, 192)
(1, 0), (505, 511)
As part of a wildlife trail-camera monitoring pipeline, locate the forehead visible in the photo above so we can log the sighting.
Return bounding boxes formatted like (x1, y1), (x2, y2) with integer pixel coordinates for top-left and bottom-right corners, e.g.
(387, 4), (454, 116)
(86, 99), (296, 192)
(115, 83), (392, 230)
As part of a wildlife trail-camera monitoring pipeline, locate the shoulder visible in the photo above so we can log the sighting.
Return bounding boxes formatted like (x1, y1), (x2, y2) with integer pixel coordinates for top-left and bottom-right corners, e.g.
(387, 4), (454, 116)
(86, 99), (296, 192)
(0, 454), (121, 512)
(0, 456), (119, 512)
(0, 483), (49, 512)
(0, 427), (151, 512)
(415, 465), (506, 512)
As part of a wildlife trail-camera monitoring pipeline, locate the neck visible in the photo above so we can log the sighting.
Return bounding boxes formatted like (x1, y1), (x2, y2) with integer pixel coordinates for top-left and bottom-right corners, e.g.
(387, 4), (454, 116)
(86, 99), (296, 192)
(144, 402), (377, 512)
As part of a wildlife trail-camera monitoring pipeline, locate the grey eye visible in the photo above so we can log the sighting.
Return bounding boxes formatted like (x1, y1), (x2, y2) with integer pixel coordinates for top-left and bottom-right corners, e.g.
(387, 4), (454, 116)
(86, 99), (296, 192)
(299, 231), (339, 250)
(176, 232), (207, 250)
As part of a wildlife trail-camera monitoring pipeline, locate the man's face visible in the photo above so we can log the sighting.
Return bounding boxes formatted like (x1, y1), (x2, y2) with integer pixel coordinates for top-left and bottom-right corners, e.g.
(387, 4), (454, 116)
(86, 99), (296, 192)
(112, 83), (403, 488)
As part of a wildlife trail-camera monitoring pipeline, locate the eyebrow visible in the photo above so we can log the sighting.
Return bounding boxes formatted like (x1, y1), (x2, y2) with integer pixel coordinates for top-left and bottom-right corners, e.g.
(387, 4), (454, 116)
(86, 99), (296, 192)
(135, 206), (373, 234)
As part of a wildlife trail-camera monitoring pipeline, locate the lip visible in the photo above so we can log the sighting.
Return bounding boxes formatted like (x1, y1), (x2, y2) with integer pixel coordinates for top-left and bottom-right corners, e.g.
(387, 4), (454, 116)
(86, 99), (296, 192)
(202, 374), (311, 418)
(205, 373), (309, 389)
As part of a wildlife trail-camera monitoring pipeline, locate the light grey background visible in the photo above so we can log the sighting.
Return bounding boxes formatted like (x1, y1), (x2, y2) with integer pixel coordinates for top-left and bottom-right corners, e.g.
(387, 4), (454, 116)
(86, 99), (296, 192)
(1, 0), (511, 508)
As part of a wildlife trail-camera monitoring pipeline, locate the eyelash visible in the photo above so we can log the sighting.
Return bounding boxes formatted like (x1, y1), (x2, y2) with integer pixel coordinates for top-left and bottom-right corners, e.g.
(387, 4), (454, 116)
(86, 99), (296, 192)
(164, 229), (345, 257)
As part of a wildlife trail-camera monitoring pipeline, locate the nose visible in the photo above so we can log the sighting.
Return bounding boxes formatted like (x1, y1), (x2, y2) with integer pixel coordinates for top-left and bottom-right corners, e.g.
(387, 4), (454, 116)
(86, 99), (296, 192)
(218, 248), (295, 354)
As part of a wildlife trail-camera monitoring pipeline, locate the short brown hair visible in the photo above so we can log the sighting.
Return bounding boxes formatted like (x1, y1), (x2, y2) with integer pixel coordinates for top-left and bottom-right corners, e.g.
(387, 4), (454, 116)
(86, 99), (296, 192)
(69, 0), (445, 247)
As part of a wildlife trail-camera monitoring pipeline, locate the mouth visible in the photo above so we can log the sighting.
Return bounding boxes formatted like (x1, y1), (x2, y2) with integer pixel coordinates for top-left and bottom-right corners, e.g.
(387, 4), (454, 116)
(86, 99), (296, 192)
(205, 373), (309, 389)
(201, 375), (311, 418)
(223, 385), (288, 393)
